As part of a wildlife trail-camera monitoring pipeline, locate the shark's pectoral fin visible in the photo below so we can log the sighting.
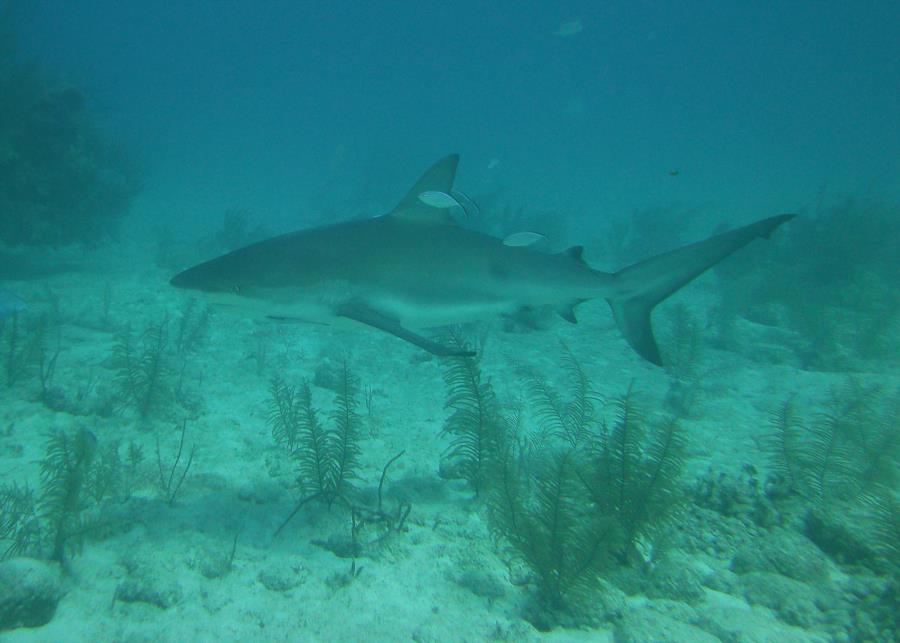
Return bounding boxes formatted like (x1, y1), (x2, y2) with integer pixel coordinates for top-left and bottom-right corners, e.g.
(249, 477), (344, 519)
(336, 302), (475, 357)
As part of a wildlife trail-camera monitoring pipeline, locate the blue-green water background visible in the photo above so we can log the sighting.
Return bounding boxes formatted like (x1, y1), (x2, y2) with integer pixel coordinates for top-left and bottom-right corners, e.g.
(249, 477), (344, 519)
(10, 1), (900, 237)
(2, 3), (899, 640)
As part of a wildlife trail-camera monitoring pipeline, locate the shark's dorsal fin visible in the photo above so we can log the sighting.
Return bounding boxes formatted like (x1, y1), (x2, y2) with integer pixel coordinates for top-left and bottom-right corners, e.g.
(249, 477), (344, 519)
(390, 154), (460, 224)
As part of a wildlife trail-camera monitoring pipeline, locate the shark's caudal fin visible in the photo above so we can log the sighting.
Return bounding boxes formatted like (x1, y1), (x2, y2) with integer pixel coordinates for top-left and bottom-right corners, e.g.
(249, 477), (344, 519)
(607, 213), (795, 365)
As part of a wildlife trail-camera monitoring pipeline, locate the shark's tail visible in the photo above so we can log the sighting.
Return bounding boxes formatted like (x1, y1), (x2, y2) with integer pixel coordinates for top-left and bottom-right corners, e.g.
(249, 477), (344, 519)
(606, 213), (794, 365)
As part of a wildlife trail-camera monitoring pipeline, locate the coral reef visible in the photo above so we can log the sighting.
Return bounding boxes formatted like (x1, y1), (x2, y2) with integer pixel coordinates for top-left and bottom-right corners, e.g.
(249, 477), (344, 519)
(442, 346), (687, 627)
(0, 28), (139, 246)
(439, 332), (508, 495)
(1, 312), (48, 388)
(1, 427), (129, 566)
(763, 384), (899, 580)
(714, 198), (900, 369)
(270, 362), (409, 549)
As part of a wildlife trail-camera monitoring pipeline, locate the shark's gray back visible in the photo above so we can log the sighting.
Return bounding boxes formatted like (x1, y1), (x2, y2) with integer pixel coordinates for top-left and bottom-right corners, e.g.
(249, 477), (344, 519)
(207, 215), (605, 312)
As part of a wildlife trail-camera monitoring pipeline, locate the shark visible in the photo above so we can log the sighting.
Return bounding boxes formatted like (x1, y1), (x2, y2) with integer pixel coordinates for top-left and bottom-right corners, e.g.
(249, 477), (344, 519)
(170, 155), (794, 364)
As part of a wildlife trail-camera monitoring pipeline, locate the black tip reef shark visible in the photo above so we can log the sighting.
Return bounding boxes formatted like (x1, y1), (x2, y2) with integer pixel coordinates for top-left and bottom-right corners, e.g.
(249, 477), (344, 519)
(171, 155), (793, 364)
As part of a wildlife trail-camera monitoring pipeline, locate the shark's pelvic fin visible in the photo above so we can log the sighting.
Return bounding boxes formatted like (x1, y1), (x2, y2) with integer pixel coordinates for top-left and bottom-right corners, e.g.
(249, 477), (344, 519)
(557, 299), (587, 324)
(607, 213), (795, 365)
(336, 301), (475, 357)
(390, 154), (460, 225)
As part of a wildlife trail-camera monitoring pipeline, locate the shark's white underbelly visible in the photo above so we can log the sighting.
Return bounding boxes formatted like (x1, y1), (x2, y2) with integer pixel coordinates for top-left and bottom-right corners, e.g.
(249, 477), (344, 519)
(386, 298), (518, 329)
(206, 286), (519, 330)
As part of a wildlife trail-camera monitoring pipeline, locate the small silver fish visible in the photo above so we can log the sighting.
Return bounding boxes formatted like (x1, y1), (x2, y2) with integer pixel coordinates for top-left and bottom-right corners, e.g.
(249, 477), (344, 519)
(503, 232), (546, 247)
(554, 20), (584, 37)
(418, 190), (461, 209)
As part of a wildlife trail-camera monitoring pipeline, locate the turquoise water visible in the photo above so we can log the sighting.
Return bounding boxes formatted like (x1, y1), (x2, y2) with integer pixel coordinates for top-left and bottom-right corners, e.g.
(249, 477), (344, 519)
(1, 2), (897, 641)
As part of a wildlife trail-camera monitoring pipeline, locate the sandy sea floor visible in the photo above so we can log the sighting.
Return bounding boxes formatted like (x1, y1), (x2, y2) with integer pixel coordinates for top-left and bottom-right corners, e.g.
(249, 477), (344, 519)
(1, 242), (897, 642)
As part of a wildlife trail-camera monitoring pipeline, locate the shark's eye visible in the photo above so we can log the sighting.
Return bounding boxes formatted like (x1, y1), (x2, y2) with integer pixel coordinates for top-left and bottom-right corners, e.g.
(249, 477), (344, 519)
(232, 285), (241, 294)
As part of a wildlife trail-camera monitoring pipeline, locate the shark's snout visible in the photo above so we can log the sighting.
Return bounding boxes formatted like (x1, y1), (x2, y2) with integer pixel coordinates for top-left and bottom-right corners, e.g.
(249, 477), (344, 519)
(170, 265), (212, 291)
(170, 259), (241, 294)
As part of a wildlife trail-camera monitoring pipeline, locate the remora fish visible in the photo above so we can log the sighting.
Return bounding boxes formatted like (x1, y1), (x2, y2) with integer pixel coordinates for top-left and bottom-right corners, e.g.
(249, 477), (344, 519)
(171, 155), (793, 363)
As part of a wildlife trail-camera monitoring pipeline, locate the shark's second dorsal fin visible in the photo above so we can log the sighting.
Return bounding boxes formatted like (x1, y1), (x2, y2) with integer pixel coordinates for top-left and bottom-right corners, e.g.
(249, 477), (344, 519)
(561, 245), (586, 265)
(390, 154), (460, 224)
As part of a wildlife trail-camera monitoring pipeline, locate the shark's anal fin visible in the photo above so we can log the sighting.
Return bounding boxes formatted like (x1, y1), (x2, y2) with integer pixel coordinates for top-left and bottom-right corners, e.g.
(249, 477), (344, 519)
(556, 299), (587, 324)
(336, 302), (475, 357)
